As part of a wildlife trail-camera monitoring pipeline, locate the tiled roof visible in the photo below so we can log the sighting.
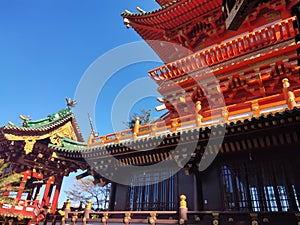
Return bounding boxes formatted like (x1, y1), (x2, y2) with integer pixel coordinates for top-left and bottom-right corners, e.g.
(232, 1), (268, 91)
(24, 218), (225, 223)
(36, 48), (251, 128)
(54, 107), (300, 156)
(49, 137), (87, 152)
(121, 0), (180, 17)
(1, 108), (85, 142)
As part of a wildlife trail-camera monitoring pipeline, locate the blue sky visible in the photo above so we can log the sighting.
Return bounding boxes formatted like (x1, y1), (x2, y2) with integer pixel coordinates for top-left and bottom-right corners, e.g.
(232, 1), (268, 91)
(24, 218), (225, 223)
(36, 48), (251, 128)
(0, 0), (163, 134)
(0, 1), (165, 207)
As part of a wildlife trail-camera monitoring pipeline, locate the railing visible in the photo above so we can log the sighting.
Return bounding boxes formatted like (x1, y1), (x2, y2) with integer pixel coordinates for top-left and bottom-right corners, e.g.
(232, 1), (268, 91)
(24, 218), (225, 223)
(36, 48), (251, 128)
(42, 197), (300, 225)
(148, 17), (297, 82)
(0, 199), (40, 219)
(88, 85), (300, 147)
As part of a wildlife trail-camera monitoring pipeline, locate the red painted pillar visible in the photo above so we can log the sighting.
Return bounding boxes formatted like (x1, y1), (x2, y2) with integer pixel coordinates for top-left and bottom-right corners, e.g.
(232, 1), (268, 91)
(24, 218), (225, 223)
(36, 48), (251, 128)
(51, 176), (63, 214)
(15, 170), (31, 202)
(41, 176), (55, 208)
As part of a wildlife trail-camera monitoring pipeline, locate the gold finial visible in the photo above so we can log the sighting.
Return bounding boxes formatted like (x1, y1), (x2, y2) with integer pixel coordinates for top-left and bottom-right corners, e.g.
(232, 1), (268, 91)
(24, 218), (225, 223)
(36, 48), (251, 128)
(65, 200), (71, 210)
(102, 213), (109, 223)
(282, 78), (290, 88)
(149, 212), (157, 225)
(180, 195), (187, 208)
(150, 212), (156, 218)
(86, 199), (92, 210)
(133, 117), (140, 139)
(135, 117), (140, 123)
(195, 101), (201, 113)
(124, 213), (131, 224)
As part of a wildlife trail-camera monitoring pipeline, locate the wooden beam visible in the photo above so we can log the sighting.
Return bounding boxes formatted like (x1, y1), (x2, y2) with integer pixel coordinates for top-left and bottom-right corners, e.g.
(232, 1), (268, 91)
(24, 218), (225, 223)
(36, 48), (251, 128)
(225, 0), (260, 30)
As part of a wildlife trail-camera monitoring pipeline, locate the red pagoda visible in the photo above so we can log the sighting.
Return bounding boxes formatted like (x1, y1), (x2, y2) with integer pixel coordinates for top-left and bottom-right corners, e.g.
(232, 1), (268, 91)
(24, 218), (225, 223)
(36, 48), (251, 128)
(87, 0), (300, 224)
(1, 0), (300, 225)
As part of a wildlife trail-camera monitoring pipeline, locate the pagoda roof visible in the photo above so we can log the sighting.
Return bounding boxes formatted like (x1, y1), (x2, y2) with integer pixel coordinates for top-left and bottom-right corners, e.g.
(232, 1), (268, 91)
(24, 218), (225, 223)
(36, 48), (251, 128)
(122, 0), (298, 63)
(1, 108), (84, 142)
(0, 108), (87, 175)
(121, 0), (221, 29)
(49, 137), (87, 152)
(121, 0), (223, 63)
(155, 0), (175, 7)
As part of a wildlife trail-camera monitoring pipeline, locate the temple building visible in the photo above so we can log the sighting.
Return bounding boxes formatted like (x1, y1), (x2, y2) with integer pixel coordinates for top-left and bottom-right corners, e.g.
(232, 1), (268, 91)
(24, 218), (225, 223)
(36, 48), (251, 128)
(0, 108), (87, 224)
(0, 0), (300, 224)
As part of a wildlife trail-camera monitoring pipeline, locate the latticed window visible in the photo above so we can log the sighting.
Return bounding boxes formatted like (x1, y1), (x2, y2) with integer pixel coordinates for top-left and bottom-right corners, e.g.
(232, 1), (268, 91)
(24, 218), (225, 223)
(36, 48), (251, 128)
(128, 170), (177, 211)
(221, 159), (300, 212)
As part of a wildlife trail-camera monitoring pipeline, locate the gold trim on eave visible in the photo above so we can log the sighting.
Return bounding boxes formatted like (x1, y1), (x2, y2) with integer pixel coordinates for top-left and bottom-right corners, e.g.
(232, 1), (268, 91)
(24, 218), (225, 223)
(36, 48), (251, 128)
(4, 122), (77, 154)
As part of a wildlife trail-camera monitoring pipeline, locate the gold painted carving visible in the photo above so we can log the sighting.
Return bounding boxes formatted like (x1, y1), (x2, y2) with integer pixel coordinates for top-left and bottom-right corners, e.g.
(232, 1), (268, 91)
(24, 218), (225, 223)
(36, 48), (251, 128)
(24, 139), (36, 155)
(50, 134), (62, 146)
(4, 121), (78, 152)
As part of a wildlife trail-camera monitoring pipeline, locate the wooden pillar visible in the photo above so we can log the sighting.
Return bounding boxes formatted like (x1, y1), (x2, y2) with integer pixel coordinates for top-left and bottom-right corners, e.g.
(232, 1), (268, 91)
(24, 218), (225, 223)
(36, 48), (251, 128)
(51, 176), (63, 214)
(41, 176), (55, 208)
(15, 170), (31, 202)
(195, 171), (203, 210)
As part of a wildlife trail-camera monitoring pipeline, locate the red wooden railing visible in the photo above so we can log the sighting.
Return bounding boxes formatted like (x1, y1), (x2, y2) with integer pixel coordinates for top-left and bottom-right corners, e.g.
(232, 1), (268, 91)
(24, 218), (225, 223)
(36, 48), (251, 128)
(88, 87), (300, 147)
(148, 17), (297, 82)
(0, 199), (40, 219)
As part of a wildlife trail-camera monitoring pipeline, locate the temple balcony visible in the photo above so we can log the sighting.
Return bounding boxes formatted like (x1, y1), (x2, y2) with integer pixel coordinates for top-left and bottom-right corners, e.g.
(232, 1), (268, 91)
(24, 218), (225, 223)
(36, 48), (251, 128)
(148, 17), (298, 84)
(88, 86), (300, 147)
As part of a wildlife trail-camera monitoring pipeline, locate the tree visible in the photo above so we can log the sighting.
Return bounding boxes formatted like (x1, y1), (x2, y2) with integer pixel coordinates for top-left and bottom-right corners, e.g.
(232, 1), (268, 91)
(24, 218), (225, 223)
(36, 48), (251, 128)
(123, 109), (153, 129)
(0, 159), (22, 204)
(64, 177), (110, 211)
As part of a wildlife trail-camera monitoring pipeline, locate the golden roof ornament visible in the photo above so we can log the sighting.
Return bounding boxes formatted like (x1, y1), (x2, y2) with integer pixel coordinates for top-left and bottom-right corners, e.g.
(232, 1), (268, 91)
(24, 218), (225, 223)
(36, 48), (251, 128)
(66, 97), (77, 107)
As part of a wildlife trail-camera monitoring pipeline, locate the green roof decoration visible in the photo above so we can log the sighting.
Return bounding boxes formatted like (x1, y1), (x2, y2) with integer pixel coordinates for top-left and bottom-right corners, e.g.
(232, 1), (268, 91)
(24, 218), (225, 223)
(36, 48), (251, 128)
(21, 108), (73, 128)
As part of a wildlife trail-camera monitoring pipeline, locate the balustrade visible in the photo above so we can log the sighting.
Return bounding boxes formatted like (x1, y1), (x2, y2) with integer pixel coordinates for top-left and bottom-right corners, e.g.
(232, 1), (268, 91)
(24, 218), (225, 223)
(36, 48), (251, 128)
(88, 85), (300, 147)
(148, 17), (297, 82)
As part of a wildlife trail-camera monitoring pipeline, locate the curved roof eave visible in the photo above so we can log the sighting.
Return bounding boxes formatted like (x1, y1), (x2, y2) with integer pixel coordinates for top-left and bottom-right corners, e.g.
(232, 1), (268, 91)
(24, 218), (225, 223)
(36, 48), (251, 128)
(121, 0), (222, 30)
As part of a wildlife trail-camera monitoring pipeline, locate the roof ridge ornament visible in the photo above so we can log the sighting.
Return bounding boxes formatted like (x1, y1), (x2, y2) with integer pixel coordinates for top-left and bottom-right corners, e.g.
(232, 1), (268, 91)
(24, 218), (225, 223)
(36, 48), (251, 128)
(66, 97), (77, 108)
(136, 6), (145, 14)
